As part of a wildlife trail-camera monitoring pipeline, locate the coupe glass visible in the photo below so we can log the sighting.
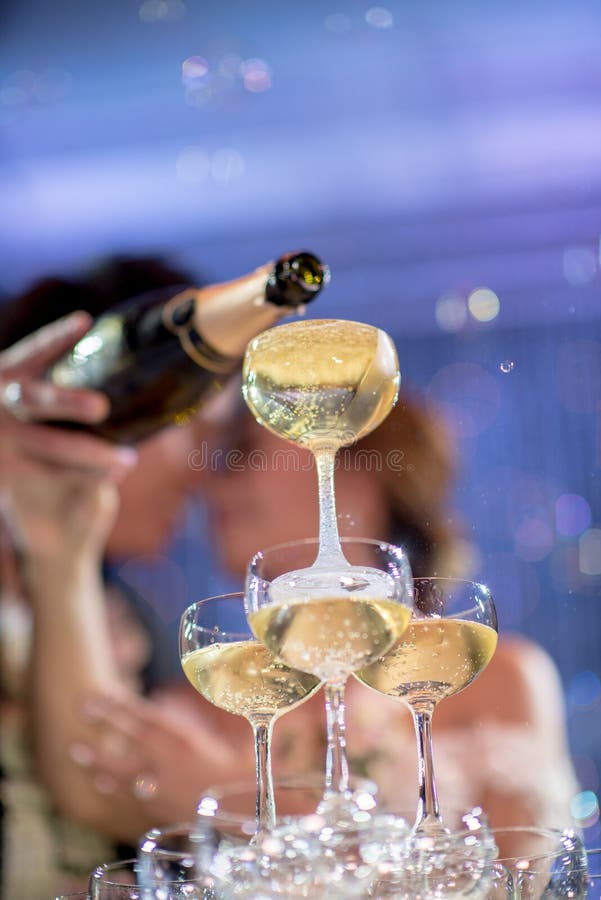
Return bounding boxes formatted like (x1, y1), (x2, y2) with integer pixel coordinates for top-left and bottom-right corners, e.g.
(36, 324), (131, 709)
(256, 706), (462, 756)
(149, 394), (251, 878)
(197, 774), (377, 833)
(246, 538), (413, 805)
(243, 319), (400, 571)
(365, 804), (504, 899)
(197, 776), (409, 898)
(355, 577), (498, 834)
(89, 858), (213, 899)
(137, 821), (216, 895)
(367, 861), (516, 899)
(489, 826), (588, 898)
(179, 592), (321, 831)
(88, 860), (136, 899)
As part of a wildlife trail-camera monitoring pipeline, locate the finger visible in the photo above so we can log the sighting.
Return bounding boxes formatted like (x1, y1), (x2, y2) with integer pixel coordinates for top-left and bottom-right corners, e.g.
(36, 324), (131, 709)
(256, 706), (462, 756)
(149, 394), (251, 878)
(82, 693), (163, 740)
(82, 694), (189, 760)
(0, 444), (116, 500)
(5, 421), (137, 476)
(82, 694), (146, 734)
(0, 311), (93, 376)
(0, 378), (109, 424)
(68, 738), (143, 785)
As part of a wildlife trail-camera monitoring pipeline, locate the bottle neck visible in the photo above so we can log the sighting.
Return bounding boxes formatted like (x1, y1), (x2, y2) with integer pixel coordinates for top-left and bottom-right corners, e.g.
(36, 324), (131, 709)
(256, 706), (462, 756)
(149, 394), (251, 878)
(191, 262), (293, 358)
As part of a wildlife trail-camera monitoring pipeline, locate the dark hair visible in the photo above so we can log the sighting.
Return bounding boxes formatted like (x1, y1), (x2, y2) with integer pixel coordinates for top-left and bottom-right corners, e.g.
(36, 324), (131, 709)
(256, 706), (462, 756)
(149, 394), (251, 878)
(0, 256), (196, 351)
(352, 391), (471, 577)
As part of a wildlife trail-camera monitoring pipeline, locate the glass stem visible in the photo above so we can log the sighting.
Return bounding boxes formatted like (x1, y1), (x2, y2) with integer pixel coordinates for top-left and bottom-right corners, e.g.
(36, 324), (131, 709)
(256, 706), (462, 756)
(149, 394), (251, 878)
(251, 718), (276, 832)
(411, 702), (443, 829)
(313, 445), (346, 566)
(323, 679), (350, 797)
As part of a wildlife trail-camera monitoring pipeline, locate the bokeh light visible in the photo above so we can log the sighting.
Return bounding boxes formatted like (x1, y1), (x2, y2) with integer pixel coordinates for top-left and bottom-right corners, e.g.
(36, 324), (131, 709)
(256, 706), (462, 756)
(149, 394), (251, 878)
(570, 790), (600, 828)
(579, 528), (601, 576)
(182, 56), (209, 83)
(241, 58), (272, 93)
(467, 287), (500, 322)
(365, 6), (394, 28)
(555, 493), (592, 537)
(435, 293), (467, 332)
(514, 517), (554, 562)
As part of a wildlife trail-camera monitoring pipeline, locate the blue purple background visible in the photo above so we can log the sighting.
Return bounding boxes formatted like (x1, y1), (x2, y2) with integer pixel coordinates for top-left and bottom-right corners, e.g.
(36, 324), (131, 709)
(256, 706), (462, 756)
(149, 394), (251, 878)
(1, 0), (600, 842)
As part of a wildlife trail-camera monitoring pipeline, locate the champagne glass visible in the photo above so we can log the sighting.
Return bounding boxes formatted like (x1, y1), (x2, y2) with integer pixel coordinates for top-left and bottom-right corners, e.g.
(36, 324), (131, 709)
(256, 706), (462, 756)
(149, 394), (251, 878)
(243, 318), (400, 573)
(489, 826), (587, 899)
(179, 593), (321, 832)
(367, 862), (516, 899)
(198, 776), (406, 899)
(246, 538), (413, 804)
(89, 859), (212, 898)
(137, 821), (216, 896)
(87, 860), (141, 899)
(355, 578), (498, 834)
(366, 803), (504, 899)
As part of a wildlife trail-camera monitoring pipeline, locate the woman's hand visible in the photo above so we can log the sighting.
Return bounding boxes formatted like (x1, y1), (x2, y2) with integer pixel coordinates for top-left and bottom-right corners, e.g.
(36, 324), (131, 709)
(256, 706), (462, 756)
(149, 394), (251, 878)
(0, 312), (138, 560)
(0, 311), (107, 426)
(69, 691), (253, 832)
(0, 438), (129, 561)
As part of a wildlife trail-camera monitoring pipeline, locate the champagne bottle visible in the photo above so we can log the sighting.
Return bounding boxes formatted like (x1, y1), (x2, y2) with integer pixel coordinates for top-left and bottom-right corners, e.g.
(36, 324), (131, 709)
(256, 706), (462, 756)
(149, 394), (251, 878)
(48, 252), (329, 443)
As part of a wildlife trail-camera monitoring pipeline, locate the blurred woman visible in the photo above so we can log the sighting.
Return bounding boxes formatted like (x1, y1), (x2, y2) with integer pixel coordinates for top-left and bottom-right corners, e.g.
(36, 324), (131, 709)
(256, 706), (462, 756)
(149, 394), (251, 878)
(0, 261), (243, 898)
(0, 276), (578, 895)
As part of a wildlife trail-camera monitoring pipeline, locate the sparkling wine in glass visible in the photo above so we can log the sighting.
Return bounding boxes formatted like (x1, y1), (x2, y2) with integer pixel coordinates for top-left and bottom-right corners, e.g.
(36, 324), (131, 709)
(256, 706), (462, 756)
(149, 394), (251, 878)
(243, 318), (400, 572)
(179, 593), (321, 831)
(246, 538), (413, 806)
(355, 578), (498, 835)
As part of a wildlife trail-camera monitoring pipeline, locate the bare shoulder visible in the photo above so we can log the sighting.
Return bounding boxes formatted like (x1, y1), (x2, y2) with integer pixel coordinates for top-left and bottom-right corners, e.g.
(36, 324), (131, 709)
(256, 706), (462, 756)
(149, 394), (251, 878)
(488, 634), (563, 703)
(437, 634), (566, 731)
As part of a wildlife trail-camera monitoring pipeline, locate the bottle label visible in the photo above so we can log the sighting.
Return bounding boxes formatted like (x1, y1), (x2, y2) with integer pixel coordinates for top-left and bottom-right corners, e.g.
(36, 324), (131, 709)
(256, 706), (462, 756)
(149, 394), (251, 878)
(162, 291), (237, 374)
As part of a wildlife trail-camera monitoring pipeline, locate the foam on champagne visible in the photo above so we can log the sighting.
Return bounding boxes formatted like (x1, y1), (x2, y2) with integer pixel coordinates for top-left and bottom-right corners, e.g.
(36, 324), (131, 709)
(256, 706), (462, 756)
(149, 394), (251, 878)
(355, 618), (498, 705)
(181, 641), (320, 721)
(243, 319), (400, 449)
